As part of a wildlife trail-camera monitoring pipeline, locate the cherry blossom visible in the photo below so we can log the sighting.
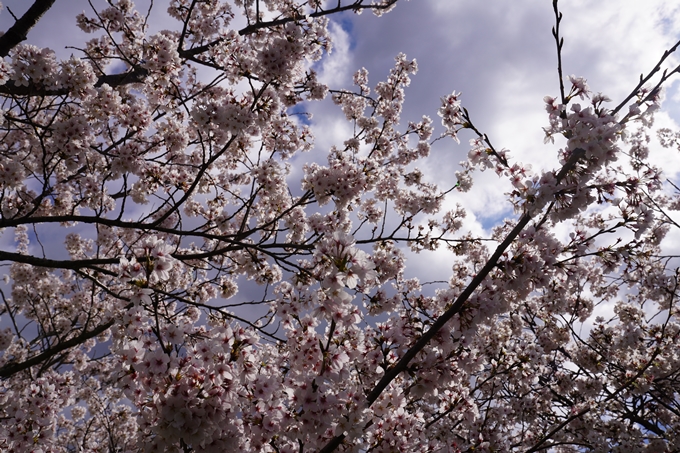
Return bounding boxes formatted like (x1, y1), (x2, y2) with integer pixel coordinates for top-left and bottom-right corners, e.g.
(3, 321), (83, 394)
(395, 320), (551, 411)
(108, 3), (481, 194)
(0, 0), (680, 452)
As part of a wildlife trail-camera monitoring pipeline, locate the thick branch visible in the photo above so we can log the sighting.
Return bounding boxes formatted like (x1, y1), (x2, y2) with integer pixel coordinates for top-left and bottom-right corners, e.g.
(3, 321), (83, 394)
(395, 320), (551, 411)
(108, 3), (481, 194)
(318, 148), (587, 453)
(0, 0), (57, 57)
(0, 250), (118, 276)
(0, 66), (150, 96)
(0, 319), (114, 378)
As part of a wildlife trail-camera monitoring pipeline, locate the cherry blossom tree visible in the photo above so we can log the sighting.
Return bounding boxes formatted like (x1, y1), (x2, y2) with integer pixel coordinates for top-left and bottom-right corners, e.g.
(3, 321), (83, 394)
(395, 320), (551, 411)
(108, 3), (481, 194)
(1, 0), (680, 452)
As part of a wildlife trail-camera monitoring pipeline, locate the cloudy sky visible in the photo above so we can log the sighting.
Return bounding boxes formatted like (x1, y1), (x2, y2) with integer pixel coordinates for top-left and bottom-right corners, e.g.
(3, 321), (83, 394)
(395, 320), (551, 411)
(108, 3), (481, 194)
(3, 0), (680, 304)
(308, 0), (680, 280)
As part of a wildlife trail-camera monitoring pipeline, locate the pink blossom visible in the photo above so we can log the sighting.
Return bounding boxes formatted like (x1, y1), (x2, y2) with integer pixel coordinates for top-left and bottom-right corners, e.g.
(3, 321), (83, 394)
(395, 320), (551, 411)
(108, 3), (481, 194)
(0, 2), (679, 453)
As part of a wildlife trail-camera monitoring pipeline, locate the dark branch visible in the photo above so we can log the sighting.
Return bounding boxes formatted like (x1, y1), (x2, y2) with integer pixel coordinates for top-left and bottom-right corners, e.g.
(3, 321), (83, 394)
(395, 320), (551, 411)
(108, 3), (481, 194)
(0, 66), (150, 97)
(0, 0), (57, 57)
(551, 0), (566, 105)
(0, 319), (114, 378)
(318, 148), (587, 453)
(612, 38), (680, 116)
(0, 250), (118, 276)
(237, 0), (398, 36)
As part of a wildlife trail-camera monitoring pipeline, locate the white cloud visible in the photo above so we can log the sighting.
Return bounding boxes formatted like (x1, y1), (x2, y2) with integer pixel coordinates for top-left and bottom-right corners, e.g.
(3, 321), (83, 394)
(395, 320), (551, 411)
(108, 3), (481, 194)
(318, 20), (354, 87)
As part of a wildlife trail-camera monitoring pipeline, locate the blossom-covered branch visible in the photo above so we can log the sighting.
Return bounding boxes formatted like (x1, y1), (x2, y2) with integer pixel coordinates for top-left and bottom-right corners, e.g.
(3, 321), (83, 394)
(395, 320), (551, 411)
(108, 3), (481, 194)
(2, 0), (680, 452)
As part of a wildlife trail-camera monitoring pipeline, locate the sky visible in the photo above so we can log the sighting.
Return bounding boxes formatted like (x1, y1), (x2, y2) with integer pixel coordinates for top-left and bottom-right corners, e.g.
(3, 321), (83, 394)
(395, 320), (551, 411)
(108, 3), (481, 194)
(305, 0), (680, 282)
(2, 0), (680, 320)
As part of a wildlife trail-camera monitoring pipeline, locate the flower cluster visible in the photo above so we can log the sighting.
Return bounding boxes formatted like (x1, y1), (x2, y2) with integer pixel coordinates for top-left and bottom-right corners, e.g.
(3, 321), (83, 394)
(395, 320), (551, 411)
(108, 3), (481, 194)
(9, 44), (59, 87)
(1, 1), (680, 453)
(438, 91), (465, 143)
(120, 236), (179, 285)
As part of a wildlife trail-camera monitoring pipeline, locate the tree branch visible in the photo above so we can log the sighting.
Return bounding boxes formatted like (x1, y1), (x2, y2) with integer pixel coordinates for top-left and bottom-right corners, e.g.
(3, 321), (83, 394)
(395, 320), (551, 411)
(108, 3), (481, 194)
(0, 250), (118, 276)
(237, 0), (397, 36)
(0, 319), (114, 378)
(0, 0), (57, 57)
(318, 148), (587, 453)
